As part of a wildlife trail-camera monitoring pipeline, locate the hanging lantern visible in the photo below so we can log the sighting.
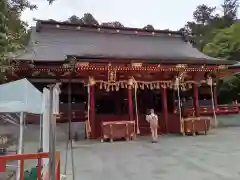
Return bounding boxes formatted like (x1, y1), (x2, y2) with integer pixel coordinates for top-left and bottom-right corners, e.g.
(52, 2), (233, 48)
(156, 82), (160, 89)
(99, 82), (103, 89)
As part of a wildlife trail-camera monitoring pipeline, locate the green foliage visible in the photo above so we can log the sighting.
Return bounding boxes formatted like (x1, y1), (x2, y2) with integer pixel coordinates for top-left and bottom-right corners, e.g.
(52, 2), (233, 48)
(182, 0), (239, 51)
(203, 22), (240, 60)
(218, 75), (240, 103)
(0, 0), (35, 64)
(181, 0), (240, 103)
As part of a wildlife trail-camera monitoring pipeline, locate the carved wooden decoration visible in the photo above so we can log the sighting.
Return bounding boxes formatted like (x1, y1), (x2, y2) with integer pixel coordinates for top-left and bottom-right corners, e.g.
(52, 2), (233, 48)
(108, 69), (117, 83)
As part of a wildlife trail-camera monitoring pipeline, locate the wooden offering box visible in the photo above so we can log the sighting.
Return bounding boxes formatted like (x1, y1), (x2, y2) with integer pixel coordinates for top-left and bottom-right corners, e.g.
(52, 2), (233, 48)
(101, 121), (135, 142)
(182, 116), (212, 135)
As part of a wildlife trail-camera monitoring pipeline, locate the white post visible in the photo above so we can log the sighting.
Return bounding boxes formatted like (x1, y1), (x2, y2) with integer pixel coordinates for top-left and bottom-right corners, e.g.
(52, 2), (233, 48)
(16, 112), (24, 180)
(42, 88), (50, 166)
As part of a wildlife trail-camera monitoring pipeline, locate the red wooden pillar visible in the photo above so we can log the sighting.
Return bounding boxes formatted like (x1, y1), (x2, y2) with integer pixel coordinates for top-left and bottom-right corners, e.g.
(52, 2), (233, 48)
(0, 160), (6, 172)
(89, 84), (96, 139)
(128, 86), (134, 121)
(161, 85), (168, 133)
(213, 85), (217, 106)
(193, 84), (200, 117)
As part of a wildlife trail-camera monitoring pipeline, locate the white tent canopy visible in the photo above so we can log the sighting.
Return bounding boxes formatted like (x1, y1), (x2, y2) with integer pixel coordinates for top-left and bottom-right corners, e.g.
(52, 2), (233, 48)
(0, 78), (43, 114)
(0, 79), (44, 179)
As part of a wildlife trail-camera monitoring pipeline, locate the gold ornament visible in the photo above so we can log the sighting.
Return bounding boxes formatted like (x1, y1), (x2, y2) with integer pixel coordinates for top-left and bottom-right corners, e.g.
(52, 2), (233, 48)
(88, 77), (96, 86)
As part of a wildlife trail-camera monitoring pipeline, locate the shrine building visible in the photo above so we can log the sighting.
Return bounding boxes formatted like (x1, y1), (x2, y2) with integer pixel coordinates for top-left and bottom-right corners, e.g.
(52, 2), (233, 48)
(8, 20), (239, 139)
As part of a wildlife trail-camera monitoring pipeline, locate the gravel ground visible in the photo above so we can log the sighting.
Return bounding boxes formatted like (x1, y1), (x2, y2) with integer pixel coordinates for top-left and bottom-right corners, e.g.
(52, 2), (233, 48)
(1, 124), (240, 180)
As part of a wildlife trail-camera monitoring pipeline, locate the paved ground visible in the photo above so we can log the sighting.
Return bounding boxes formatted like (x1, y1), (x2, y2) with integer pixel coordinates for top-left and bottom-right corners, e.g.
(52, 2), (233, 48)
(1, 124), (240, 180)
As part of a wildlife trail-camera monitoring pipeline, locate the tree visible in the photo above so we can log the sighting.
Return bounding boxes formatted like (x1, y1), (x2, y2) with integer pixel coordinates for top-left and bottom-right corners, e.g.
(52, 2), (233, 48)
(218, 75), (240, 103)
(80, 13), (99, 26)
(203, 22), (240, 60)
(0, 0), (34, 82)
(101, 21), (124, 28)
(0, 0), (34, 63)
(67, 15), (82, 24)
(222, 0), (239, 26)
(143, 24), (154, 30)
(203, 22), (240, 103)
(193, 4), (216, 24)
(181, 1), (239, 51)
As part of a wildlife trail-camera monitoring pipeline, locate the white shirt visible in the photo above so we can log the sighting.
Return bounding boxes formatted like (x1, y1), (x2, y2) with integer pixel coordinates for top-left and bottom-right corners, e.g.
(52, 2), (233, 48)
(146, 113), (158, 123)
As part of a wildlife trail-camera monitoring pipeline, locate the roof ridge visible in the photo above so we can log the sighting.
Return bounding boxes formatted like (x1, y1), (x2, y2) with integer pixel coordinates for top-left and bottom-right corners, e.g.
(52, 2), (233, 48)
(35, 19), (181, 35)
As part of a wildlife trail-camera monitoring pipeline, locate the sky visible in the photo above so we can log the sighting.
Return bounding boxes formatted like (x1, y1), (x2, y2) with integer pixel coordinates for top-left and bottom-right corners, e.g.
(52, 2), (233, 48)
(21, 0), (234, 31)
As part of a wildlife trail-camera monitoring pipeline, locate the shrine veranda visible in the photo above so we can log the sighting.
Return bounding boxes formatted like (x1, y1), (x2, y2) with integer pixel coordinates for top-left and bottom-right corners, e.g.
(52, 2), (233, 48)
(7, 20), (240, 139)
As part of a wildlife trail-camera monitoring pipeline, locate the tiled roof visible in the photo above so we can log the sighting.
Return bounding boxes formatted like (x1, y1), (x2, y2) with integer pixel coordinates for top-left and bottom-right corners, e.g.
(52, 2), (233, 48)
(13, 20), (234, 65)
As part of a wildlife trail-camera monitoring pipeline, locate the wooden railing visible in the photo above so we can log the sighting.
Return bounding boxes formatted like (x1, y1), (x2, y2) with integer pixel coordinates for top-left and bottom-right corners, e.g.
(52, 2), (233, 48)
(174, 103), (239, 116)
(0, 152), (60, 180)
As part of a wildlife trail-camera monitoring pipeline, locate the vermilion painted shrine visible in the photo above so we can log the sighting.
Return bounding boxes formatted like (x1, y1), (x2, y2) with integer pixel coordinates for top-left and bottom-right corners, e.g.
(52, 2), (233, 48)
(8, 20), (240, 139)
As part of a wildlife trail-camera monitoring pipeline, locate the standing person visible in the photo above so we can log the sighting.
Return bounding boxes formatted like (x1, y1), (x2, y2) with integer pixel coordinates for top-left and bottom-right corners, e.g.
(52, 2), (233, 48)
(146, 109), (159, 143)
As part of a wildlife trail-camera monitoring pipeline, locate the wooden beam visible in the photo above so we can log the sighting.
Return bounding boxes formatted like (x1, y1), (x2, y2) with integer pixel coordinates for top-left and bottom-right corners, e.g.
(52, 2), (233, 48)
(28, 78), (85, 83)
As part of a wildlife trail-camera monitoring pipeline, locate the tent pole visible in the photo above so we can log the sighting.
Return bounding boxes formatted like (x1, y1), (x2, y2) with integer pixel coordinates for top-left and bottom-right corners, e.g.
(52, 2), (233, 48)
(48, 85), (56, 180)
(16, 112), (24, 180)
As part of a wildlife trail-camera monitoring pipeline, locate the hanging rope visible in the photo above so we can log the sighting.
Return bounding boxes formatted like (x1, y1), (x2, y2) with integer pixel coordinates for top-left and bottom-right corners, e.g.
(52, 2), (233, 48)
(176, 78), (182, 120)
(207, 77), (217, 126)
(85, 85), (91, 139)
(63, 76), (75, 180)
(134, 82), (140, 134)
(174, 77), (184, 134)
